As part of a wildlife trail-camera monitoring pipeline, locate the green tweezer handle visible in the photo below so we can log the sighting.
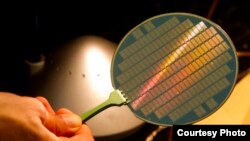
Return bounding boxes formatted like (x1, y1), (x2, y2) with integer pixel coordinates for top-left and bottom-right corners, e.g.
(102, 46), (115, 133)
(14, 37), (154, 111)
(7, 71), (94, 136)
(81, 90), (128, 121)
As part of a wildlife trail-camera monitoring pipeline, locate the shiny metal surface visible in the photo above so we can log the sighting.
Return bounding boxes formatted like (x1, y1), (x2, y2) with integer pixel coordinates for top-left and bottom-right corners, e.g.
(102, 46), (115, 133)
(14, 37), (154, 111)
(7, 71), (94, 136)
(28, 36), (144, 139)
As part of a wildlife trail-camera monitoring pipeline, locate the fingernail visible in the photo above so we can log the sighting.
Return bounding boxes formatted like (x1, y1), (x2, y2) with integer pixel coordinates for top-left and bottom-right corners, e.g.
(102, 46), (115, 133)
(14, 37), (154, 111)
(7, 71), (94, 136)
(61, 114), (81, 128)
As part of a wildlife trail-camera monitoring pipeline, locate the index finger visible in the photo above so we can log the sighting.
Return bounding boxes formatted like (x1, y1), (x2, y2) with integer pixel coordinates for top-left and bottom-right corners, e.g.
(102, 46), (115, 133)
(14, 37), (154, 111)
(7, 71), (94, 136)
(36, 96), (56, 114)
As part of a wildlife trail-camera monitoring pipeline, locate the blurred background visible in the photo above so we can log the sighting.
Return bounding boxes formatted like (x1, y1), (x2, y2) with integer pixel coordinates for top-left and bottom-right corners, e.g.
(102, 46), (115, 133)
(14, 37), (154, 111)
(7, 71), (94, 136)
(0, 0), (249, 140)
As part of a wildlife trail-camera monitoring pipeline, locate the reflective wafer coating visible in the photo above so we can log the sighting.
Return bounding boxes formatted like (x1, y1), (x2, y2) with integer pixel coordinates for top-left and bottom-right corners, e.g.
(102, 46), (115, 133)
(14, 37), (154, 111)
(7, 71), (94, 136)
(111, 13), (238, 125)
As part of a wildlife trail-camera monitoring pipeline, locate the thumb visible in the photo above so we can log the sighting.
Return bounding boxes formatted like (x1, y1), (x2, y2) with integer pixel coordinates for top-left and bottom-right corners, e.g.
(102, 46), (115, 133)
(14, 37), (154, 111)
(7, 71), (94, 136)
(43, 109), (82, 137)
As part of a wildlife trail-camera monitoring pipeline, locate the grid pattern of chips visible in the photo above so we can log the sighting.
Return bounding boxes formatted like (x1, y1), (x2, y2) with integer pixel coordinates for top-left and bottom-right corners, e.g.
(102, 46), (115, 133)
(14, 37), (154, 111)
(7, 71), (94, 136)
(112, 13), (237, 125)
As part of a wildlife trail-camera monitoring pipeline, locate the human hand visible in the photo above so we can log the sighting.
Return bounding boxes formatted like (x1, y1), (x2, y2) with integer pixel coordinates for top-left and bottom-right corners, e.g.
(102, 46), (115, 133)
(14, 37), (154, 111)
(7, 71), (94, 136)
(36, 96), (94, 141)
(0, 92), (94, 141)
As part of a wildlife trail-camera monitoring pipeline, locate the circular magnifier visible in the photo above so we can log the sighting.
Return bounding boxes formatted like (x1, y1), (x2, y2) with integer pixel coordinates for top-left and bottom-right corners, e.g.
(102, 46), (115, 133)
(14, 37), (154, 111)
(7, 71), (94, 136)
(81, 12), (238, 126)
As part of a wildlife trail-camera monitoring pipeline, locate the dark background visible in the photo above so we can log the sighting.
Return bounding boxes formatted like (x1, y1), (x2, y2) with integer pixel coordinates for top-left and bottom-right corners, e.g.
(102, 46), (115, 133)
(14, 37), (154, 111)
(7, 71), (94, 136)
(0, 0), (249, 140)
(1, 0), (250, 93)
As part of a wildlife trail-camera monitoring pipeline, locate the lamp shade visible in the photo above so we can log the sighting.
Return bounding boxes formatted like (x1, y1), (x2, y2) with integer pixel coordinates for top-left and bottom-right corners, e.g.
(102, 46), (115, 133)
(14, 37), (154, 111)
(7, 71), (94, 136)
(27, 36), (144, 140)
